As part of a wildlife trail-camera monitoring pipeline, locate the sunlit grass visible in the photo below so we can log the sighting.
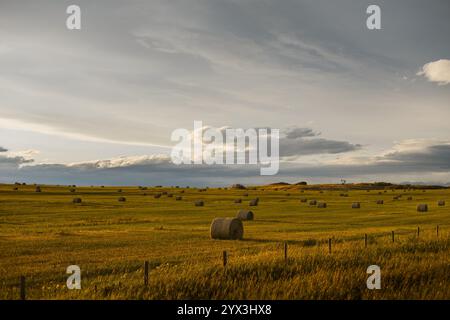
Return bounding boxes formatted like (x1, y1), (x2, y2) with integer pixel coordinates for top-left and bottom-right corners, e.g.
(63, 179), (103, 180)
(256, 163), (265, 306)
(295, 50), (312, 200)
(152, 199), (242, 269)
(0, 184), (449, 299)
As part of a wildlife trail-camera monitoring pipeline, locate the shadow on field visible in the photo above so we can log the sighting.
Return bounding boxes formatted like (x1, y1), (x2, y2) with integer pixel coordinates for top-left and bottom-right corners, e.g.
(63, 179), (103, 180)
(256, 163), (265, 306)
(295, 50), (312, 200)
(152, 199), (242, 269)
(241, 238), (307, 245)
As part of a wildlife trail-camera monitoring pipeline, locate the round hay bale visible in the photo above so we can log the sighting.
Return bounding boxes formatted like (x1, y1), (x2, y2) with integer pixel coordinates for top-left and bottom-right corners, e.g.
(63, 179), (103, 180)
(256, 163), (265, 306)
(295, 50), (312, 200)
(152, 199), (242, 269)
(352, 202), (361, 209)
(249, 198), (259, 206)
(317, 202), (327, 208)
(167, 193), (173, 198)
(35, 186), (42, 193)
(70, 188), (76, 193)
(195, 200), (204, 207)
(243, 193), (249, 197)
(73, 198), (82, 203)
(234, 198), (242, 204)
(118, 197), (126, 202)
(236, 209), (254, 221)
(231, 184), (246, 190)
(417, 204), (428, 212)
(154, 193), (162, 199)
(376, 200), (384, 205)
(210, 218), (243, 240)
(309, 200), (317, 205)
(13, 187), (18, 191)
(162, 191), (168, 195)
(407, 196), (413, 200)
(300, 198), (307, 203)
(175, 196), (182, 201)
(438, 200), (445, 206)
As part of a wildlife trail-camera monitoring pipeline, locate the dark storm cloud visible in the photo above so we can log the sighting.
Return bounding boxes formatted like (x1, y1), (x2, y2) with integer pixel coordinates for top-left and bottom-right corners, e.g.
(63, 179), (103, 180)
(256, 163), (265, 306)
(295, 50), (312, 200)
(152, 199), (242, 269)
(279, 127), (362, 157)
(283, 127), (317, 139)
(3, 142), (449, 186)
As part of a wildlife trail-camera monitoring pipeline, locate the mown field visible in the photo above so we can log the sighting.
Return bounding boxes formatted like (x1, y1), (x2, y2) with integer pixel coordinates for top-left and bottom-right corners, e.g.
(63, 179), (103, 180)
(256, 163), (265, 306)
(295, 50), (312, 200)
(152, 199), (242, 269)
(0, 183), (449, 300)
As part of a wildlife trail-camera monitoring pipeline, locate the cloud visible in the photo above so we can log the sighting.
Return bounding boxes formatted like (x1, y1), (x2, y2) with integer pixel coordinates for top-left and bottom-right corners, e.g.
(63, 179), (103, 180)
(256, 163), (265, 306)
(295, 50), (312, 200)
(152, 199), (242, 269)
(0, 156), (32, 165)
(1, 139), (447, 186)
(4, 0), (445, 148)
(0, 146), (35, 172)
(283, 127), (318, 139)
(67, 154), (172, 169)
(417, 59), (450, 85)
(279, 127), (361, 157)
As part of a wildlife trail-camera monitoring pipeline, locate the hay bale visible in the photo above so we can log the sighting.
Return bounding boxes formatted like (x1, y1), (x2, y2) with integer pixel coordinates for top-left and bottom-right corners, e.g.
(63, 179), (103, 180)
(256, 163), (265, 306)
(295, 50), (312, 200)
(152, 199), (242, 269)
(249, 198), (259, 206)
(438, 200), (445, 206)
(167, 193), (173, 198)
(417, 204), (428, 212)
(231, 184), (246, 190)
(407, 196), (413, 200)
(118, 197), (126, 202)
(234, 198), (242, 204)
(236, 209), (254, 221)
(162, 191), (168, 195)
(73, 198), (82, 203)
(35, 186), (42, 193)
(309, 200), (317, 205)
(210, 218), (243, 240)
(243, 193), (249, 197)
(352, 202), (360, 209)
(317, 202), (327, 208)
(195, 200), (204, 207)
(300, 198), (307, 203)
(70, 188), (76, 193)
(175, 196), (182, 201)
(376, 200), (384, 205)
(154, 193), (162, 199)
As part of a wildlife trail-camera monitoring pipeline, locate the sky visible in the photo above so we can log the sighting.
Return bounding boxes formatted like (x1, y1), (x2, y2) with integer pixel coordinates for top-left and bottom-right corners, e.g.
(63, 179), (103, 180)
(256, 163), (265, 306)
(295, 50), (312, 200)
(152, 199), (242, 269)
(1, 0), (450, 186)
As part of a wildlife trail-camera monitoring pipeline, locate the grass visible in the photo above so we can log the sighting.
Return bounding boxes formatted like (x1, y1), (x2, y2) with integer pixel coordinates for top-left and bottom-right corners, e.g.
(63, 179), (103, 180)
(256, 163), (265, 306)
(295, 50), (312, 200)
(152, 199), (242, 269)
(0, 183), (449, 299)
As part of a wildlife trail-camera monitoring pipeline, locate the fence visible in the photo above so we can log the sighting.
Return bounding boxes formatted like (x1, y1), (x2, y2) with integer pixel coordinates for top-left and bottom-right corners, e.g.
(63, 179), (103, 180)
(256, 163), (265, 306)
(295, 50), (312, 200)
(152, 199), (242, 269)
(8, 224), (448, 300)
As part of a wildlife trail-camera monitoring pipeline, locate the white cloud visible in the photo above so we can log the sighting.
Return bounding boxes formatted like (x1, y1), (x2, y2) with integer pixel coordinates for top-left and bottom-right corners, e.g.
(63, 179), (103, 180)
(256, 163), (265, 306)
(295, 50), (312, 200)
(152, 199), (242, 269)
(67, 154), (172, 169)
(417, 59), (450, 85)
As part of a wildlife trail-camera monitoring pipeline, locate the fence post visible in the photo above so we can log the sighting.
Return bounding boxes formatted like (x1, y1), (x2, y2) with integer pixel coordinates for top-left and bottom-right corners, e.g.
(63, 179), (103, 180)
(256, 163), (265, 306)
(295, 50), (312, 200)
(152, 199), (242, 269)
(328, 238), (332, 254)
(392, 231), (395, 243)
(437, 225), (439, 238)
(417, 227), (420, 238)
(364, 234), (368, 248)
(144, 261), (149, 286)
(284, 242), (288, 263)
(20, 276), (26, 300)
(223, 250), (227, 267)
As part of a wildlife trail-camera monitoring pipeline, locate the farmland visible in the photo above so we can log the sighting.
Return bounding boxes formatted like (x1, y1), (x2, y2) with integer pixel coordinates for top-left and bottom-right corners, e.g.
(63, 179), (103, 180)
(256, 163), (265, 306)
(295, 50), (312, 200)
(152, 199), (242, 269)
(0, 183), (449, 299)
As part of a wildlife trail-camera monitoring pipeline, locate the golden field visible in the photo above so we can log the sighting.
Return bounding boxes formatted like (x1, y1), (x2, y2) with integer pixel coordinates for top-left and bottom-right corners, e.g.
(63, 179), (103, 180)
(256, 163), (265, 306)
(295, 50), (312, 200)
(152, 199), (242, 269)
(0, 183), (449, 299)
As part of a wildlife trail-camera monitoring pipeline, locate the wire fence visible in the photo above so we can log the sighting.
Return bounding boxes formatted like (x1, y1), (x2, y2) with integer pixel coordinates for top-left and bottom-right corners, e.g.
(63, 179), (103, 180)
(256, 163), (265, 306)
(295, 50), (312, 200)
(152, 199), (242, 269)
(2, 224), (449, 300)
